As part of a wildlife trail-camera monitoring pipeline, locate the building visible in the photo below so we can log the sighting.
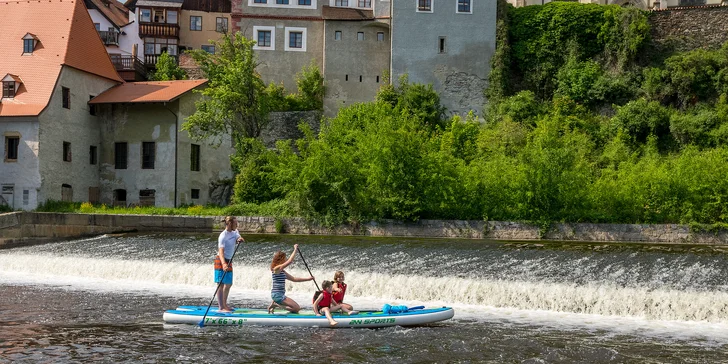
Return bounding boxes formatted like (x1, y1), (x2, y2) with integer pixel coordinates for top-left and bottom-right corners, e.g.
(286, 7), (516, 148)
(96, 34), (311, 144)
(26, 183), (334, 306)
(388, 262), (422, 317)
(1, 0), (235, 210)
(89, 81), (234, 207)
(85, 0), (146, 81)
(0, 0), (124, 210)
(391, 0), (495, 116)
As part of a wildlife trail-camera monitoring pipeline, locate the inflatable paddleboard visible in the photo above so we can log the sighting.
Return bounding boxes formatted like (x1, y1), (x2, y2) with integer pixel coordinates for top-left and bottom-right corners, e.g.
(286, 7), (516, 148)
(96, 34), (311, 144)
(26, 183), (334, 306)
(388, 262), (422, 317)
(163, 305), (454, 328)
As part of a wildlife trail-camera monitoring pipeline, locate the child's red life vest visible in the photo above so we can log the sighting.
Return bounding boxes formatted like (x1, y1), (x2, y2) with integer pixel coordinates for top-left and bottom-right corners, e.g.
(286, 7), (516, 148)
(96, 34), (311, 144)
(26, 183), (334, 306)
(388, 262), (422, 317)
(318, 290), (333, 308)
(333, 282), (346, 302)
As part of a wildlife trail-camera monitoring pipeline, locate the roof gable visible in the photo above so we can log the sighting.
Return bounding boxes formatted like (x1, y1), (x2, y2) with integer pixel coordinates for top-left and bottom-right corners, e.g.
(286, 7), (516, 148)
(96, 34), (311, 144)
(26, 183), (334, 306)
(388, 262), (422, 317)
(0, 0), (123, 117)
(85, 0), (131, 29)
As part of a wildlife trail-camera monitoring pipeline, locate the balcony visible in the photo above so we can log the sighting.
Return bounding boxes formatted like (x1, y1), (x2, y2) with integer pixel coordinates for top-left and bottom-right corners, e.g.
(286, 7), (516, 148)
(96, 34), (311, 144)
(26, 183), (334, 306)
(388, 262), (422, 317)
(139, 23), (179, 38)
(98, 30), (120, 46)
(109, 54), (147, 81)
(144, 54), (178, 69)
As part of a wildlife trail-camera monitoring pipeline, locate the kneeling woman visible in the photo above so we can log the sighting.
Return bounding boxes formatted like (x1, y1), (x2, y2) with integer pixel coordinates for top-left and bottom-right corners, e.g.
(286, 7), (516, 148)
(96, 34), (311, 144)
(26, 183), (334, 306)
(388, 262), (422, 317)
(268, 244), (314, 314)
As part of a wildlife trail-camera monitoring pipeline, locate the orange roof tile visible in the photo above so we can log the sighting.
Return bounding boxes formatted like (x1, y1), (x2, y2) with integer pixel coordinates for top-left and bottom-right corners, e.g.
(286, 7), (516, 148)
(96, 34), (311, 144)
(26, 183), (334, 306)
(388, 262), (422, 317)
(0, 0), (123, 117)
(89, 80), (207, 104)
(86, 0), (131, 28)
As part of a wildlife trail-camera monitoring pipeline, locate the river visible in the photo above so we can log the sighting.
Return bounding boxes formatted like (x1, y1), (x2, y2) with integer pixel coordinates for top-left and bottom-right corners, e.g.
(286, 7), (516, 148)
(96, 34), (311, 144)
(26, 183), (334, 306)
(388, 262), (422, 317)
(1, 233), (727, 363)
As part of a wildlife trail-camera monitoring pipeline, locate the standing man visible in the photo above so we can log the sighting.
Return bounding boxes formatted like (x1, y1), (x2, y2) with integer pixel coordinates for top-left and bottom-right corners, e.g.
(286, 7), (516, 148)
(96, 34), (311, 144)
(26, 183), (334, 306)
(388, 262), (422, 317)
(215, 216), (245, 312)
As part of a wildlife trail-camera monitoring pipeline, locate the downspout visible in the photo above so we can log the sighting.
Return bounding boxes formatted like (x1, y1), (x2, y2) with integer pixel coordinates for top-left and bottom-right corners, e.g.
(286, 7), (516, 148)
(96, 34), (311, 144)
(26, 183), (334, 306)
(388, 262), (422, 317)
(162, 103), (179, 208)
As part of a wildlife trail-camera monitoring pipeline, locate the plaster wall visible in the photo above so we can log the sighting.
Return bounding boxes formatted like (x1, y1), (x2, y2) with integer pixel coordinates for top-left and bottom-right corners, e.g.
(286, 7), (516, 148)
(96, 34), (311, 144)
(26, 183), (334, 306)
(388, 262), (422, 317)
(372, 0), (391, 18)
(323, 20), (390, 116)
(179, 10), (231, 52)
(37, 66), (120, 206)
(88, 9), (115, 31)
(238, 18), (324, 92)
(233, 0), (322, 17)
(119, 10), (144, 57)
(0, 117), (41, 210)
(391, 0), (496, 116)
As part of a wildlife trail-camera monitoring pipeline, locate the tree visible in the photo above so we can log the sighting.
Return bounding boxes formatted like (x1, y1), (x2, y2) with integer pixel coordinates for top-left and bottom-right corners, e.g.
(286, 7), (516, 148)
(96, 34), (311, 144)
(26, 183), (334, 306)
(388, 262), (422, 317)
(183, 33), (272, 144)
(294, 62), (325, 110)
(148, 52), (187, 81)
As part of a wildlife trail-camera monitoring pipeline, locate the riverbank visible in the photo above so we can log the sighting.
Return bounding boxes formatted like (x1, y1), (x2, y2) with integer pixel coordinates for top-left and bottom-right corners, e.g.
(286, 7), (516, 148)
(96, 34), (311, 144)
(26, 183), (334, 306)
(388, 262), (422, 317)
(2, 211), (728, 247)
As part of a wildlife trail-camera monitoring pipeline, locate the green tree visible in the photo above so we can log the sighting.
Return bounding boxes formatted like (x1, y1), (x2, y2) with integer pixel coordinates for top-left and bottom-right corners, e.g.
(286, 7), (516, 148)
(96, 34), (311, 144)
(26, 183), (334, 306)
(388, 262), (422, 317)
(148, 52), (187, 81)
(294, 62), (325, 110)
(183, 33), (272, 143)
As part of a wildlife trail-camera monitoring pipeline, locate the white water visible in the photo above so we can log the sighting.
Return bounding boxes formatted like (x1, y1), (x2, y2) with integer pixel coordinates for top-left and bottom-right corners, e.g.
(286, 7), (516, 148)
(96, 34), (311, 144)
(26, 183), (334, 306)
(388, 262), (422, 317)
(2, 251), (728, 336)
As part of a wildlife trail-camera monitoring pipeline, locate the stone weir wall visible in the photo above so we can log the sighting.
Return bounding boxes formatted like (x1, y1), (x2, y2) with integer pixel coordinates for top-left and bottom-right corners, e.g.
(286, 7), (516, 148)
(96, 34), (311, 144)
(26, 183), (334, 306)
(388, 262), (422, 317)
(2, 212), (728, 247)
(650, 5), (728, 52)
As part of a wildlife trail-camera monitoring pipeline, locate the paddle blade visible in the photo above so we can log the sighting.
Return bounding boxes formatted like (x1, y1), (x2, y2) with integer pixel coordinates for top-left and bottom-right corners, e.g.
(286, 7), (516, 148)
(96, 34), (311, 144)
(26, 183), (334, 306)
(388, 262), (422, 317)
(198, 319), (205, 328)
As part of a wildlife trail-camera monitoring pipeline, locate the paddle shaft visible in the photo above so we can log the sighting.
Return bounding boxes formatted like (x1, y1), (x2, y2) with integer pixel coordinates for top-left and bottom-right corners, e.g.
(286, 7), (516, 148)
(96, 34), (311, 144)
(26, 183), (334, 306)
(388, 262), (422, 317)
(199, 239), (242, 327)
(297, 246), (320, 291)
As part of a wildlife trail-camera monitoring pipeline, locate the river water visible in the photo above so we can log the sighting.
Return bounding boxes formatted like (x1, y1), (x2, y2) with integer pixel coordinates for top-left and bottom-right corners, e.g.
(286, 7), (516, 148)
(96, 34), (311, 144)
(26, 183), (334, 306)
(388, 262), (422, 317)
(1, 233), (727, 363)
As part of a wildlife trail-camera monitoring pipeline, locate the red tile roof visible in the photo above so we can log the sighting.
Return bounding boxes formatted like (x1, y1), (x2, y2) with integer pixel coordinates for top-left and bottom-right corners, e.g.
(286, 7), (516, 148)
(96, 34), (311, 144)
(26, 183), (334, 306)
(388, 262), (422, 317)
(89, 80), (208, 104)
(86, 0), (131, 28)
(0, 0), (123, 117)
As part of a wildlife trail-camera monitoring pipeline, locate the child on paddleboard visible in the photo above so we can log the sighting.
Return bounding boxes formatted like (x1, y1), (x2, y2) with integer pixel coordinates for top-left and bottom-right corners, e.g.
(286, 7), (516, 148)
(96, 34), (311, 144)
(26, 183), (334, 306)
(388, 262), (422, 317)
(267, 244), (315, 314)
(313, 280), (345, 326)
(332, 270), (354, 314)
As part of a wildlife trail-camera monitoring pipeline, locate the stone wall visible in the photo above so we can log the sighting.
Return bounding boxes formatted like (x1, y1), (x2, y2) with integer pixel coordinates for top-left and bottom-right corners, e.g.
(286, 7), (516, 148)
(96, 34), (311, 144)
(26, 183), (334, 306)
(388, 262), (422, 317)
(3, 212), (728, 247)
(260, 111), (322, 149)
(650, 5), (728, 52)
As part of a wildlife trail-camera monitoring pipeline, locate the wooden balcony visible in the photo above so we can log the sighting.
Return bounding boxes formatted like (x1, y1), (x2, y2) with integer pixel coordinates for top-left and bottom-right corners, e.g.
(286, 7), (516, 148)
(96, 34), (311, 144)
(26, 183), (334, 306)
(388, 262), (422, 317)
(98, 30), (120, 46)
(144, 54), (178, 69)
(109, 54), (147, 81)
(139, 23), (179, 38)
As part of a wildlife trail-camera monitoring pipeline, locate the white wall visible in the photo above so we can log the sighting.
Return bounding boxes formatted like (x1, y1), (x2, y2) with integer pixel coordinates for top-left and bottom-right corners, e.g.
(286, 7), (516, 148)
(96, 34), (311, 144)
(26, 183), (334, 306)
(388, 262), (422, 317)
(120, 9), (144, 58)
(0, 117), (41, 210)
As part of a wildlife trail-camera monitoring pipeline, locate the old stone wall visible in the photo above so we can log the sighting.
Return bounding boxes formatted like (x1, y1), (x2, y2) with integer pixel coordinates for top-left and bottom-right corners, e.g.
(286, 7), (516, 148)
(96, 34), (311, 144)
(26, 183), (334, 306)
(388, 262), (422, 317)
(649, 6), (728, 52)
(260, 111), (321, 148)
(3, 212), (728, 247)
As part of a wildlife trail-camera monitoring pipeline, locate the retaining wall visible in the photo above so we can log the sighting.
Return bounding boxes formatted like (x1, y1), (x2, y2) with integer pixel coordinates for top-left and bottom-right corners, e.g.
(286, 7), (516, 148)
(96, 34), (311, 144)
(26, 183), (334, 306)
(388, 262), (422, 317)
(2, 212), (727, 247)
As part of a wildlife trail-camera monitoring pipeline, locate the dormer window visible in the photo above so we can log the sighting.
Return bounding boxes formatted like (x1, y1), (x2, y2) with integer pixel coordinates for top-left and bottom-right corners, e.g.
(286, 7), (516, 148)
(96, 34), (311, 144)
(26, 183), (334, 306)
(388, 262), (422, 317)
(1, 74), (21, 99)
(22, 33), (38, 54)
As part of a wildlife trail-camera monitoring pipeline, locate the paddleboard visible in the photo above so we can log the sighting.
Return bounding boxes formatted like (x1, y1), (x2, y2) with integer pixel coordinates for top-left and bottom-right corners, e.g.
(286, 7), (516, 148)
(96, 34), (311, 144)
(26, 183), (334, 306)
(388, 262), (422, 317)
(163, 305), (454, 328)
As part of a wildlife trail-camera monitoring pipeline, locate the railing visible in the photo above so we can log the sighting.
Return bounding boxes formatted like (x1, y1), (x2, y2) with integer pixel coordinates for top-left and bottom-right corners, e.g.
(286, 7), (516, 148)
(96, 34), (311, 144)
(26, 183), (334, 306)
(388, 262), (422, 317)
(109, 54), (147, 80)
(144, 54), (178, 68)
(98, 30), (120, 45)
(139, 23), (179, 38)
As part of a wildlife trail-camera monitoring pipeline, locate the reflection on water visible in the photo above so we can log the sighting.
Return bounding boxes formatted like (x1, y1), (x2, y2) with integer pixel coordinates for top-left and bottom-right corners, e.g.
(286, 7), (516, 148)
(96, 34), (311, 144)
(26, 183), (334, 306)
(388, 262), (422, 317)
(1, 234), (727, 362)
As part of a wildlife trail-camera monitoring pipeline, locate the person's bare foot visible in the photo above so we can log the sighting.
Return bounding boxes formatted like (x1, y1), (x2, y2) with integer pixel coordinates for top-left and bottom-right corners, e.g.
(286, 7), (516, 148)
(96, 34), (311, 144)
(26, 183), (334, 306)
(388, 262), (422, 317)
(219, 308), (232, 313)
(267, 302), (276, 314)
(330, 320), (338, 326)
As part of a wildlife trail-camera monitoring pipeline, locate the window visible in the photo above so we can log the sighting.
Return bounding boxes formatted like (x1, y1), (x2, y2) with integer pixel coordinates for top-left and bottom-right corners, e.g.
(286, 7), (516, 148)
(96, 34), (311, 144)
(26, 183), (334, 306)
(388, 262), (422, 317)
(167, 10), (178, 24)
(5, 136), (19, 161)
(201, 45), (215, 54)
(191, 144), (201, 171)
(63, 142), (71, 162)
(359, 75), (362, 82)
(335, 0), (348, 5)
(285, 27), (307, 51)
(2, 82), (14, 98)
(377, 32), (384, 41)
(439, 36), (446, 53)
(299, 0), (311, 4)
(216, 17), (228, 33)
(140, 9), (151, 22)
(61, 184), (73, 202)
(23, 190), (29, 206)
(191, 189), (200, 199)
(139, 189), (156, 207)
(345, 74), (348, 81)
(89, 95), (96, 116)
(277, 0), (289, 3)
(88, 187), (100, 204)
(115, 142), (127, 169)
(153, 9), (165, 22)
(357, 32), (364, 41)
(358, 0), (371, 7)
(142, 142), (155, 169)
(253, 26), (276, 50)
(113, 189), (127, 206)
(23, 39), (34, 53)
(258, 31), (272, 47)
(89, 146), (97, 165)
(62, 87), (70, 109)
(376, 75), (380, 83)
(144, 38), (178, 56)
(254, 0), (267, 2)
(190, 16), (202, 31)
(457, 0), (471, 13)
(94, 23), (101, 30)
(335, 31), (342, 41)
(418, 0), (432, 12)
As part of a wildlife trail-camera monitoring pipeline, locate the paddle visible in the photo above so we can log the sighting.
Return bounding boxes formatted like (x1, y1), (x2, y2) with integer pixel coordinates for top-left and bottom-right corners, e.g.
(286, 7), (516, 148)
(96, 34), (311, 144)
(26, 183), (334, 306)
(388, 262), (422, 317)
(296, 246), (322, 303)
(198, 240), (242, 328)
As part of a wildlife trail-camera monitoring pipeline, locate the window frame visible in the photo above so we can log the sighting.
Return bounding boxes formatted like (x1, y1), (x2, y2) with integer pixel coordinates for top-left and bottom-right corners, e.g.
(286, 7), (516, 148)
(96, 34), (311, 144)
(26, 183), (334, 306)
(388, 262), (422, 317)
(357, 32), (364, 41)
(416, 0), (433, 12)
(63, 141), (72, 162)
(140, 9), (152, 22)
(141, 142), (156, 169)
(190, 16), (202, 31)
(284, 27), (307, 52)
(89, 145), (97, 165)
(334, 30), (342, 41)
(23, 39), (34, 54)
(5, 136), (19, 162)
(191, 144), (201, 171)
(456, 0), (472, 14)
(249, 0), (316, 8)
(201, 45), (216, 54)
(253, 26), (276, 50)
(115, 142), (128, 170)
(216, 17), (228, 33)
(2, 82), (15, 98)
(377, 32), (385, 42)
(191, 189), (200, 199)
(62, 87), (70, 109)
